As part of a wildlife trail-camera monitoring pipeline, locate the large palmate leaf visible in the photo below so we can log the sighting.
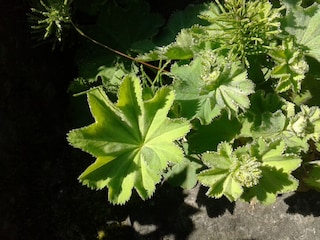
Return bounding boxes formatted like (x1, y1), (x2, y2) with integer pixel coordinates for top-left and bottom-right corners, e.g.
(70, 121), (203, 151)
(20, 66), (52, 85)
(282, 1), (320, 62)
(67, 75), (190, 204)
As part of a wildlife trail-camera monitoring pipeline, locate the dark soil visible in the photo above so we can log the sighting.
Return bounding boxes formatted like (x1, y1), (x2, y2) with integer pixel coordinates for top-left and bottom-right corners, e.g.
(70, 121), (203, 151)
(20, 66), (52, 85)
(1, 1), (320, 240)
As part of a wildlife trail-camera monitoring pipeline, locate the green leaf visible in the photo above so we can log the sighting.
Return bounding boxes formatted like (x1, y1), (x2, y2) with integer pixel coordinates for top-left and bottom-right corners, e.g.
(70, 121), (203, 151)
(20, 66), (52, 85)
(283, 1), (320, 62)
(138, 28), (202, 61)
(280, 105), (320, 153)
(198, 142), (258, 202)
(171, 57), (203, 119)
(241, 166), (299, 205)
(164, 155), (203, 190)
(198, 139), (301, 204)
(240, 91), (287, 138)
(67, 75), (190, 204)
(287, 105), (320, 142)
(241, 138), (301, 204)
(252, 138), (302, 173)
(188, 112), (241, 154)
(172, 54), (254, 124)
(199, 54), (255, 122)
(241, 110), (286, 138)
(269, 38), (309, 93)
(303, 161), (320, 191)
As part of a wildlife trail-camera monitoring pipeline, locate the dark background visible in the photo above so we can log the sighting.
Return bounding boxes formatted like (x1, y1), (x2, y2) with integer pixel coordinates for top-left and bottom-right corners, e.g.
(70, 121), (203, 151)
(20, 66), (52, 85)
(2, 1), (320, 240)
(0, 0), (205, 239)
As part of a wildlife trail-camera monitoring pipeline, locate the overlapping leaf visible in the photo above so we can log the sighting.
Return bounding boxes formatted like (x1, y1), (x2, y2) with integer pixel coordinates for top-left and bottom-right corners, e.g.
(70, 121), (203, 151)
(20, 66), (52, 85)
(240, 91), (287, 138)
(269, 38), (309, 93)
(198, 142), (261, 202)
(198, 139), (301, 204)
(67, 75), (190, 204)
(172, 54), (255, 124)
(282, 1), (320, 63)
(198, 54), (255, 123)
(242, 139), (301, 204)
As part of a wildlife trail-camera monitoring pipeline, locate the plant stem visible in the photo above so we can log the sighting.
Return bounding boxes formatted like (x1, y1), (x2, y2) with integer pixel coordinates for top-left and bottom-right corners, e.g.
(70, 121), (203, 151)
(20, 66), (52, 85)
(71, 21), (166, 72)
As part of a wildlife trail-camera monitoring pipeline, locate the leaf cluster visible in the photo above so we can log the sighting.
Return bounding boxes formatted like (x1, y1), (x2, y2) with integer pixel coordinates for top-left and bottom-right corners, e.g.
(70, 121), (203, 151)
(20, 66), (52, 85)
(47, 0), (320, 204)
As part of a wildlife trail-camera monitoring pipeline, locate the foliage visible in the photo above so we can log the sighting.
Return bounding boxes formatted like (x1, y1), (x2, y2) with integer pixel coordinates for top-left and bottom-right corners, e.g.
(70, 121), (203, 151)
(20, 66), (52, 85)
(67, 75), (190, 204)
(30, 0), (320, 205)
(198, 139), (301, 204)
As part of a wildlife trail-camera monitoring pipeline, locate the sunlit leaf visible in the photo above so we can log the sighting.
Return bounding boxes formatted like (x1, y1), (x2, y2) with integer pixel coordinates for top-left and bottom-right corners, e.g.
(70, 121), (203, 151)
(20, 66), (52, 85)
(68, 75), (190, 204)
(282, 1), (320, 62)
(269, 38), (309, 93)
(198, 139), (301, 204)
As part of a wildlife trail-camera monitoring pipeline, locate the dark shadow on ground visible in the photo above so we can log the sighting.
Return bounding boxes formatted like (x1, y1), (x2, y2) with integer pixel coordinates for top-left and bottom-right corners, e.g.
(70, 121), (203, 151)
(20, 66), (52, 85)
(284, 190), (320, 217)
(196, 185), (235, 218)
(128, 183), (199, 240)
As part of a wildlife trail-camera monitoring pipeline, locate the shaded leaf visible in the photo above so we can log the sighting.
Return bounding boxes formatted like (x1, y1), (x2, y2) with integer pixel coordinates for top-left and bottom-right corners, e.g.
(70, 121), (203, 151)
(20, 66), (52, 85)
(303, 161), (320, 191)
(164, 155), (203, 190)
(188, 112), (241, 154)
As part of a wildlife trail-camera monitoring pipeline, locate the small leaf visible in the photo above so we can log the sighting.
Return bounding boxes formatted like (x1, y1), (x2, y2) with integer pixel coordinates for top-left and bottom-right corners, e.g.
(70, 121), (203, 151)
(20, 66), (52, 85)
(286, 105), (320, 142)
(198, 142), (254, 202)
(269, 38), (309, 93)
(241, 166), (299, 205)
(240, 138), (301, 204)
(254, 139), (301, 173)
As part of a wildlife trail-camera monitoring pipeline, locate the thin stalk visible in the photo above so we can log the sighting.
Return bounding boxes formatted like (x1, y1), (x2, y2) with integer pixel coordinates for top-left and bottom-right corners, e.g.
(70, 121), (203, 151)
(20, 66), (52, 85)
(71, 21), (166, 72)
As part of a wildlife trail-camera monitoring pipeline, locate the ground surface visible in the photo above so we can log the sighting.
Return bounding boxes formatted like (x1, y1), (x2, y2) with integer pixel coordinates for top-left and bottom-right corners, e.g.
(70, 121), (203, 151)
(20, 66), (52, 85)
(1, 1), (320, 240)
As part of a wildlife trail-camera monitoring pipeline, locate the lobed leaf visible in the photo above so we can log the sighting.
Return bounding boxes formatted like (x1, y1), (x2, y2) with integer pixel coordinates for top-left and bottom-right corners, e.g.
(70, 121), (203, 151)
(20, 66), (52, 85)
(68, 75), (190, 204)
(198, 139), (302, 204)
(198, 55), (255, 123)
(269, 38), (309, 93)
(282, 1), (320, 63)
